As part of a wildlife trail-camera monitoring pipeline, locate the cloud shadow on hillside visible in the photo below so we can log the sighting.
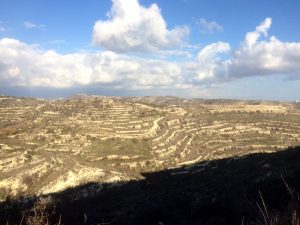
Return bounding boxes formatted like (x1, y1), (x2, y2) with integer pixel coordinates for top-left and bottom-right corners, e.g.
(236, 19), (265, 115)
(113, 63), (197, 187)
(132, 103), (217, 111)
(1, 146), (300, 225)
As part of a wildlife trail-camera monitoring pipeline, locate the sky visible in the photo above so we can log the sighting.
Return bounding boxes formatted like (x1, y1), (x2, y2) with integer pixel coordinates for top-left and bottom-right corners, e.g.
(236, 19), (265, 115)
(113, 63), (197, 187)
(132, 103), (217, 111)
(0, 0), (300, 100)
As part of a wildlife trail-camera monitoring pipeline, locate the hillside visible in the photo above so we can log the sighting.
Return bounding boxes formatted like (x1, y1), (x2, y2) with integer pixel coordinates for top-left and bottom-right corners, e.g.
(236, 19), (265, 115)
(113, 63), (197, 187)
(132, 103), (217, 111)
(0, 95), (299, 224)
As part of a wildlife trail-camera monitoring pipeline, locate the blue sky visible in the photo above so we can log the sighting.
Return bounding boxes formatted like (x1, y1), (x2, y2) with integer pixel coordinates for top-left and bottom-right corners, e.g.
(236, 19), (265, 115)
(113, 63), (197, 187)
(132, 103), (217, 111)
(0, 0), (300, 100)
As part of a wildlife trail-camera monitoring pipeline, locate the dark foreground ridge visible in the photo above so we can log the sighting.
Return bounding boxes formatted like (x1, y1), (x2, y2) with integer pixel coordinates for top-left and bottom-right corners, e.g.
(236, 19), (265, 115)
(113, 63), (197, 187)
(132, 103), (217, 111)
(1, 146), (300, 225)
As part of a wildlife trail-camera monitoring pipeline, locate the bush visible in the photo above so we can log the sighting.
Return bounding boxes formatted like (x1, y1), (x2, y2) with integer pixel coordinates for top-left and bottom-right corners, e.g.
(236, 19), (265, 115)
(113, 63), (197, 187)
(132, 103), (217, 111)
(21, 198), (62, 225)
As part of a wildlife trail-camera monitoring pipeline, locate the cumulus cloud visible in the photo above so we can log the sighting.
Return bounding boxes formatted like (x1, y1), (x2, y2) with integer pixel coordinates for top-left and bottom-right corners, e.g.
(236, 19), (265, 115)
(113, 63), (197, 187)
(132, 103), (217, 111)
(1, 17), (300, 97)
(0, 38), (182, 89)
(181, 42), (230, 82)
(244, 17), (271, 48)
(197, 42), (230, 62)
(186, 17), (300, 83)
(184, 17), (300, 83)
(195, 42), (230, 80)
(92, 0), (189, 52)
(229, 17), (300, 79)
(197, 18), (223, 34)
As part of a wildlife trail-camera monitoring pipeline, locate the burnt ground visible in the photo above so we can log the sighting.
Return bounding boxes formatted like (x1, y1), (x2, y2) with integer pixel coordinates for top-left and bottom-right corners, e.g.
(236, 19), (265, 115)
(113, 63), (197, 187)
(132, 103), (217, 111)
(1, 146), (300, 225)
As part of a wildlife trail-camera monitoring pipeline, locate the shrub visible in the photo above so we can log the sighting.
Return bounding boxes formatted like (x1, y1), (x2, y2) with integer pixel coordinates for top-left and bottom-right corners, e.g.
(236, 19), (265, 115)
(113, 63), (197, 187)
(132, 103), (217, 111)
(21, 198), (62, 225)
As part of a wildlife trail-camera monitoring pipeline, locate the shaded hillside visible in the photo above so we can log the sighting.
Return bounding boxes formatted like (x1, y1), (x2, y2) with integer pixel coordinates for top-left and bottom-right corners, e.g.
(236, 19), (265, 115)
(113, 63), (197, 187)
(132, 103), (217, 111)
(1, 146), (300, 225)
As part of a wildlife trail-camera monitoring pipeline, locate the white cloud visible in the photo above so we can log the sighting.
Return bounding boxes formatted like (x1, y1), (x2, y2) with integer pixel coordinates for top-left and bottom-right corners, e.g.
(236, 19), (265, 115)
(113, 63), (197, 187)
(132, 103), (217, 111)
(49, 39), (66, 44)
(194, 42), (230, 80)
(229, 18), (300, 79)
(197, 42), (230, 62)
(24, 21), (46, 30)
(186, 18), (300, 82)
(185, 17), (300, 83)
(1, 17), (300, 98)
(244, 17), (271, 48)
(197, 18), (223, 34)
(92, 0), (189, 52)
(0, 38), (182, 89)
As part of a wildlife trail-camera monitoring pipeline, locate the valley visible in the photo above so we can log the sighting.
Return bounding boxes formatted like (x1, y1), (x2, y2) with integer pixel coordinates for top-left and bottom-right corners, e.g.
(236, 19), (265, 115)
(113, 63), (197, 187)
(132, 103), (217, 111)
(0, 95), (299, 202)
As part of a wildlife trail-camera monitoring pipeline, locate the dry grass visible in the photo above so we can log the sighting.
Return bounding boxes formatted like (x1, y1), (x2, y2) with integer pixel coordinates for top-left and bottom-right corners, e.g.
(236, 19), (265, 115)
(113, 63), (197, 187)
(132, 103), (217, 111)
(256, 178), (300, 225)
(18, 199), (62, 225)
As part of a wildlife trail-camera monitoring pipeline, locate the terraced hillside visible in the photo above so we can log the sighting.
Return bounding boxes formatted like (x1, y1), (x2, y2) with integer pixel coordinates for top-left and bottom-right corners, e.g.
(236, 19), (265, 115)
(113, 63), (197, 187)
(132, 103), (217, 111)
(0, 95), (299, 201)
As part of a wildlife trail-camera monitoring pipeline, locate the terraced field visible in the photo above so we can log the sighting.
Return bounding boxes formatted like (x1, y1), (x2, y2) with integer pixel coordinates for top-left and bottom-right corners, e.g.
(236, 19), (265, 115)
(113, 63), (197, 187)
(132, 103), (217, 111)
(0, 95), (299, 201)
